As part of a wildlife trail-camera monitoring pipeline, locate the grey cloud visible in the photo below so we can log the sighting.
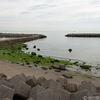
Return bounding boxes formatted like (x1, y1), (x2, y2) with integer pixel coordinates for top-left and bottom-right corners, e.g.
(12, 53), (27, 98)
(30, 4), (56, 10)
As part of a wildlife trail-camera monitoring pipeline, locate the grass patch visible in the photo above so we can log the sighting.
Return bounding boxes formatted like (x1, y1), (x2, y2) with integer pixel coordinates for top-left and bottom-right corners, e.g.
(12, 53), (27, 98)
(0, 42), (73, 67)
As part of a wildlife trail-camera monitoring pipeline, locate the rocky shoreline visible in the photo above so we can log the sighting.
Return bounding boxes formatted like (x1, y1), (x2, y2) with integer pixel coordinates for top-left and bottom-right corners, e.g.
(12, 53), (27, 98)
(0, 73), (99, 100)
(0, 33), (47, 45)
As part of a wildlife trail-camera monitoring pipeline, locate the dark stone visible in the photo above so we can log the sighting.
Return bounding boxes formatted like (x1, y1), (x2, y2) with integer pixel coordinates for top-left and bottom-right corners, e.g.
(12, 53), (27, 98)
(38, 55), (43, 57)
(59, 65), (66, 70)
(55, 69), (61, 72)
(62, 72), (73, 78)
(41, 67), (48, 70)
(37, 48), (40, 51)
(33, 45), (36, 48)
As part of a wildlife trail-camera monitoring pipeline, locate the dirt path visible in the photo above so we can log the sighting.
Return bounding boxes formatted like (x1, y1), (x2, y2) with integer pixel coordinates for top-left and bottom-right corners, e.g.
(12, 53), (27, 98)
(0, 60), (100, 87)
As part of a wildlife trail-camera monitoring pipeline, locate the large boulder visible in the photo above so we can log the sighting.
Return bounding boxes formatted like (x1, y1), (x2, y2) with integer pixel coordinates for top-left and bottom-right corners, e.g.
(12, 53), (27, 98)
(37, 76), (47, 85)
(36, 89), (59, 100)
(64, 83), (77, 93)
(26, 76), (37, 87)
(54, 88), (70, 100)
(41, 79), (63, 90)
(29, 85), (45, 99)
(78, 81), (97, 95)
(10, 74), (26, 84)
(56, 76), (68, 85)
(0, 85), (14, 100)
(14, 81), (31, 98)
(70, 90), (89, 100)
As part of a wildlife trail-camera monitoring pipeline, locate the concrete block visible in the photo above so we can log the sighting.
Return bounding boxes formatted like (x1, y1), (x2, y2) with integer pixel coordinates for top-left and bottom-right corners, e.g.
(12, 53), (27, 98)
(29, 85), (45, 99)
(0, 85), (14, 100)
(14, 81), (31, 98)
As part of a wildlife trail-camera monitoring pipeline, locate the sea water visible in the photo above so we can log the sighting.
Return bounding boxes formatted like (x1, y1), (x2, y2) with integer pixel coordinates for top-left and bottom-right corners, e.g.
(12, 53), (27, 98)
(22, 31), (100, 66)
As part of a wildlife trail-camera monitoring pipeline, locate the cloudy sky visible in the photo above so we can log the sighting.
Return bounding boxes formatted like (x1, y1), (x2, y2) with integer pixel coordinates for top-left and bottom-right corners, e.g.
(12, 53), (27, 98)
(0, 0), (100, 32)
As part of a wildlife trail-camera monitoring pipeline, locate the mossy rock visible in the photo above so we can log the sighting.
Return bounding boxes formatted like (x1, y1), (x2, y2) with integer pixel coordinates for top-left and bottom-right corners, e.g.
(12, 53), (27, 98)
(80, 65), (92, 70)
(38, 55), (43, 57)
(41, 67), (48, 70)
(31, 52), (36, 56)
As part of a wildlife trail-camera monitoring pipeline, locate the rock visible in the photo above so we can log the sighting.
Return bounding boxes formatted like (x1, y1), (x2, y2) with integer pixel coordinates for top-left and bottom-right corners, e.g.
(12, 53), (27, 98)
(56, 76), (68, 85)
(0, 73), (7, 80)
(10, 74), (26, 84)
(36, 89), (59, 100)
(0, 85), (14, 100)
(41, 79), (63, 90)
(33, 45), (36, 48)
(38, 55), (43, 57)
(55, 69), (61, 72)
(54, 59), (59, 62)
(78, 81), (97, 95)
(37, 76), (47, 85)
(41, 67), (48, 70)
(37, 48), (40, 51)
(0, 80), (14, 89)
(29, 85), (45, 100)
(26, 76), (37, 87)
(70, 90), (88, 100)
(62, 72), (73, 78)
(59, 64), (66, 70)
(14, 81), (31, 98)
(54, 88), (70, 100)
(49, 65), (58, 69)
(64, 83), (77, 93)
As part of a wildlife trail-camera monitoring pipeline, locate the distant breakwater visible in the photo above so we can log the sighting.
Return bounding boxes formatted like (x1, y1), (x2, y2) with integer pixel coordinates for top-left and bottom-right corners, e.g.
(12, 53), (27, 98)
(0, 33), (47, 45)
(65, 33), (100, 37)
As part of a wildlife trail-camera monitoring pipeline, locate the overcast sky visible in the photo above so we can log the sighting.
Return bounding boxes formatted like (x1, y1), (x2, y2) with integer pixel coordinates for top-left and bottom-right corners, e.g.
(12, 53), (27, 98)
(0, 0), (100, 32)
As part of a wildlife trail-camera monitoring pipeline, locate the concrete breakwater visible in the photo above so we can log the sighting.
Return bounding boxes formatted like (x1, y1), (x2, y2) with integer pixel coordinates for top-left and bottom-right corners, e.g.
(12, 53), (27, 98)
(65, 33), (100, 37)
(0, 73), (99, 100)
(0, 33), (47, 45)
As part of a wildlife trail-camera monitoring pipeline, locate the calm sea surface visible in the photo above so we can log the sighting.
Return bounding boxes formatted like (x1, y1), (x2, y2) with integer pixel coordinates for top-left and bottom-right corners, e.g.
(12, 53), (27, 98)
(1, 31), (100, 66)
(21, 31), (100, 66)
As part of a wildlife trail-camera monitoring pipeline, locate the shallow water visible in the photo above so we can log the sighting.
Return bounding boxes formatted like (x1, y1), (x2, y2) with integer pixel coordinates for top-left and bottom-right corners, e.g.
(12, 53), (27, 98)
(22, 31), (100, 66)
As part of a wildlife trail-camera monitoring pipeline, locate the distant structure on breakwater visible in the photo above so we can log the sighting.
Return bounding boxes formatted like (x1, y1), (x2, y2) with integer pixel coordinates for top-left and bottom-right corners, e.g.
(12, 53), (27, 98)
(65, 33), (100, 37)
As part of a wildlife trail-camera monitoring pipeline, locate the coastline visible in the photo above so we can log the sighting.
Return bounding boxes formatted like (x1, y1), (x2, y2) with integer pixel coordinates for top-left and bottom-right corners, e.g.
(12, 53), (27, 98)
(0, 33), (99, 87)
